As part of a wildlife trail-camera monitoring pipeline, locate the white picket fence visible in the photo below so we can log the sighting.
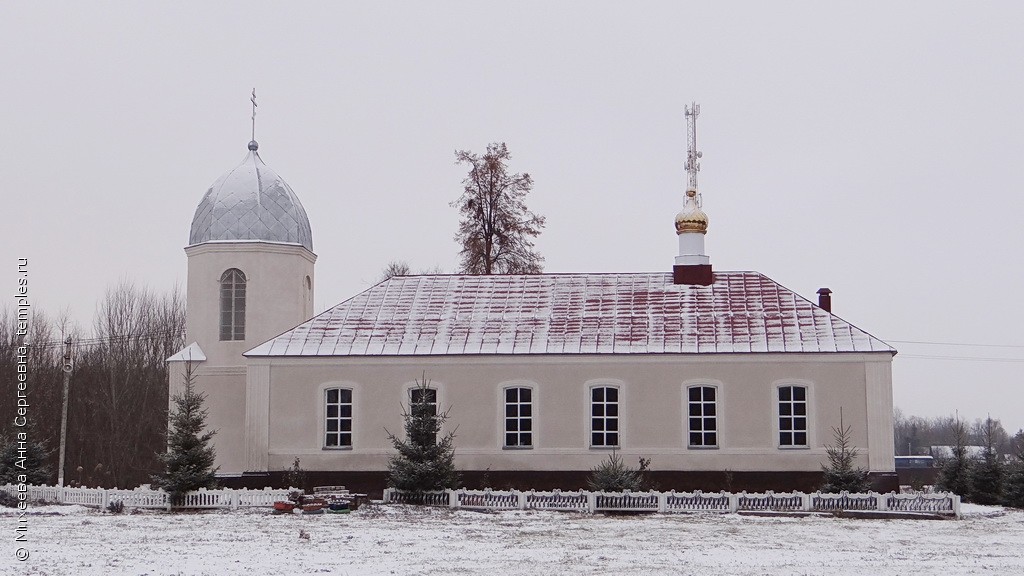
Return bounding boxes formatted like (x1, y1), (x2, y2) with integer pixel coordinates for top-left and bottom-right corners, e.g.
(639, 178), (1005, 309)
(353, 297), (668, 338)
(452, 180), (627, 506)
(1, 484), (294, 511)
(383, 488), (961, 517)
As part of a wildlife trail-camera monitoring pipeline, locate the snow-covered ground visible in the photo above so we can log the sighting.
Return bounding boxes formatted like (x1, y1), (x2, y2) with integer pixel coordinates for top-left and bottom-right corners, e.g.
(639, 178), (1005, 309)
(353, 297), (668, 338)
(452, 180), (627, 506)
(3, 503), (1022, 575)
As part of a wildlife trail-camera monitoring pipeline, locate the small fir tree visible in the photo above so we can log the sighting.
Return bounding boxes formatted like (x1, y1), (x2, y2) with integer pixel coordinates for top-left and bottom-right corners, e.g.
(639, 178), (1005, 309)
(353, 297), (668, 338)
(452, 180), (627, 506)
(1004, 463), (1024, 509)
(385, 374), (459, 493)
(820, 409), (869, 493)
(0, 427), (52, 485)
(587, 451), (648, 492)
(1001, 430), (1024, 509)
(970, 417), (1004, 505)
(152, 361), (217, 503)
(936, 415), (973, 499)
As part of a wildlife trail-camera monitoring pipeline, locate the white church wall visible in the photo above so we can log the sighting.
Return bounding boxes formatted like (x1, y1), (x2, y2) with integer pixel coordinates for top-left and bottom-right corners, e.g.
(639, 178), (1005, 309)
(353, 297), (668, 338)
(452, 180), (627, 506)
(184, 242), (315, 368)
(237, 353), (892, 475)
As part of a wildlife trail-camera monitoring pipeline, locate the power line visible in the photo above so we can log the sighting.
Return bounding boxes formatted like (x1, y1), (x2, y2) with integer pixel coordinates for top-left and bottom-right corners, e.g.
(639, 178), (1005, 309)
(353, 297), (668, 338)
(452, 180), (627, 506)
(887, 339), (1024, 349)
(17, 330), (185, 350)
(900, 354), (1024, 364)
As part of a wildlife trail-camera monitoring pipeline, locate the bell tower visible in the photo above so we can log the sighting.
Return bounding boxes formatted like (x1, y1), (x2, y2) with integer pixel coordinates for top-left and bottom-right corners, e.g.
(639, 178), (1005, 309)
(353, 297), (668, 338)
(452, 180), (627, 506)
(182, 137), (316, 367)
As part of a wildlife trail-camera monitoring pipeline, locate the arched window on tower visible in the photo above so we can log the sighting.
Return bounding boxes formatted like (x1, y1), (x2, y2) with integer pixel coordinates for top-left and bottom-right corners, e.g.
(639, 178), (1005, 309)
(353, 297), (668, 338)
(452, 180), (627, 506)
(220, 269), (246, 341)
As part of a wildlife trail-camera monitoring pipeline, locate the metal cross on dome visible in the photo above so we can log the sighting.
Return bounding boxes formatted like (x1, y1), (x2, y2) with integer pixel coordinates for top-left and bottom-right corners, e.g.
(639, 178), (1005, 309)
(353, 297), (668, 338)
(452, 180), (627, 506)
(250, 88), (257, 142)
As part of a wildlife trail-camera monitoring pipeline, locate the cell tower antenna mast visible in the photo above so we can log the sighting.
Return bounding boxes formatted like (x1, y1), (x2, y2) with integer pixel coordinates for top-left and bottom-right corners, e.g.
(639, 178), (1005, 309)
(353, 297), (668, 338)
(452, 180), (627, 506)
(684, 102), (702, 192)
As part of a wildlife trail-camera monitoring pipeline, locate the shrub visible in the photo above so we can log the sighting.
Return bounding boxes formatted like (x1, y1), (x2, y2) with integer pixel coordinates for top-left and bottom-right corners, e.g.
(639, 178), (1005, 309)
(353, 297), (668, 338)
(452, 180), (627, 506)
(106, 500), (125, 514)
(283, 457), (306, 492)
(587, 451), (648, 492)
(0, 490), (18, 509)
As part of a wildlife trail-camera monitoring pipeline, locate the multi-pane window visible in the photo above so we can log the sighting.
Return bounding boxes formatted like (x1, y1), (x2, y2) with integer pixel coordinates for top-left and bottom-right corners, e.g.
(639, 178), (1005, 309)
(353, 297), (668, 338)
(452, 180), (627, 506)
(504, 387), (532, 448)
(410, 387), (438, 444)
(324, 388), (352, 448)
(219, 268), (246, 341)
(778, 385), (808, 447)
(687, 386), (717, 447)
(590, 386), (619, 447)
(410, 387), (437, 415)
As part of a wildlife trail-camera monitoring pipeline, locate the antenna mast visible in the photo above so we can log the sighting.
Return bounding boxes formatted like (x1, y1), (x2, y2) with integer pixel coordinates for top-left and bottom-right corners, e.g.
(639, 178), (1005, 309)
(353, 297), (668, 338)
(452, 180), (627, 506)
(684, 102), (702, 192)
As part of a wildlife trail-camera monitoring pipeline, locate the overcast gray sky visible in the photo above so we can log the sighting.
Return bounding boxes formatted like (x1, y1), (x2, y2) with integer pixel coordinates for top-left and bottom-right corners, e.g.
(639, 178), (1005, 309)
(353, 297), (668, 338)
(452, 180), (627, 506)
(3, 2), (1022, 433)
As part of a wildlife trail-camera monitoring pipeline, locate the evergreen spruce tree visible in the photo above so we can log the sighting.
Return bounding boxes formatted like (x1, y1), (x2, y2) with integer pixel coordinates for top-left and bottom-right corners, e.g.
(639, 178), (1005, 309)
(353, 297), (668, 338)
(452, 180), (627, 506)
(587, 451), (647, 492)
(0, 426), (52, 485)
(937, 415), (973, 499)
(385, 374), (459, 493)
(970, 417), (1004, 505)
(152, 361), (217, 504)
(1001, 430), (1024, 509)
(820, 410), (870, 493)
(1003, 463), (1024, 509)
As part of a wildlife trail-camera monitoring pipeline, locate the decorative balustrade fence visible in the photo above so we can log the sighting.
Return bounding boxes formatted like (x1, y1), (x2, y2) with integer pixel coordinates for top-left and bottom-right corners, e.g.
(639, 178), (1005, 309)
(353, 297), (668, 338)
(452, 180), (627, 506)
(0, 485), (293, 511)
(383, 488), (961, 517)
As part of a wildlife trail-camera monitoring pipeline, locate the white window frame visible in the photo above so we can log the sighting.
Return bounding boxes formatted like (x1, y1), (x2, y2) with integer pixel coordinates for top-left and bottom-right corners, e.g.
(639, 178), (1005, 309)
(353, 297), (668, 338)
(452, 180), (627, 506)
(322, 386), (353, 449)
(684, 381), (721, 449)
(774, 381), (813, 449)
(587, 381), (622, 449)
(501, 383), (535, 449)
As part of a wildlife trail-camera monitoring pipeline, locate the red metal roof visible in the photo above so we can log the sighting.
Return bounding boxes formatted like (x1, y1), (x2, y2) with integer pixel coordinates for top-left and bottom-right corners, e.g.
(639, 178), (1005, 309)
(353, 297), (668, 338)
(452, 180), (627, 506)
(245, 272), (894, 357)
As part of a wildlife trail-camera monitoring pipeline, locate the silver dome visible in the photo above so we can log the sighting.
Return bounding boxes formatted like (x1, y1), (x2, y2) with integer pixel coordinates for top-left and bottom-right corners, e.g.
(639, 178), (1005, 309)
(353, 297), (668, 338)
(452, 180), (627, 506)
(189, 143), (313, 251)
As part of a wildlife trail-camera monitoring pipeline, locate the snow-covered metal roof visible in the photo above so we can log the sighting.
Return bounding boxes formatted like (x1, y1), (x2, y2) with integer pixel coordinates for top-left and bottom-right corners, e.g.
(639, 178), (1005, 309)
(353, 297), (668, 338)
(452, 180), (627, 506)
(189, 142), (313, 251)
(166, 342), (206, 363)
(245, 272), (894, 357)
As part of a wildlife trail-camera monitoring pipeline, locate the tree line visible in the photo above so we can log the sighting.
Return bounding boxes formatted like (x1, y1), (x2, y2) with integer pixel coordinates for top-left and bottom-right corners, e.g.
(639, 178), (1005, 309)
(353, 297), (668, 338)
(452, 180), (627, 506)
(893, 407), (1021, 457)
(0, 282), (184, 488)
(932, 415), (1024, 507)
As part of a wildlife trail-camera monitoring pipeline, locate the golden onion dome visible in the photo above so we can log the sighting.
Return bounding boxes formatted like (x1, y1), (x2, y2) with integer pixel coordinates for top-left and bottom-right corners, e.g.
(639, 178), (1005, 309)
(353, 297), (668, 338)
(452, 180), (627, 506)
(674, 189), (708, 235)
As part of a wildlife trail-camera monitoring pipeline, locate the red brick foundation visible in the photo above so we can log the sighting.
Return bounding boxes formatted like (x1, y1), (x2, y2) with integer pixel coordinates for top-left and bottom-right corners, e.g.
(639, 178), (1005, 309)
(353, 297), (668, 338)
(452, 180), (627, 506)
(218, 469), (899, 500)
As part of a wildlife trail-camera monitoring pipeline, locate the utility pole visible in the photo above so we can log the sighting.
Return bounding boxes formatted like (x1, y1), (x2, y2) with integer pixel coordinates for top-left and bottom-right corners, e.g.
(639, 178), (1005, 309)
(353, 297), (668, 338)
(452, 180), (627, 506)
(57, 336), (73, 487)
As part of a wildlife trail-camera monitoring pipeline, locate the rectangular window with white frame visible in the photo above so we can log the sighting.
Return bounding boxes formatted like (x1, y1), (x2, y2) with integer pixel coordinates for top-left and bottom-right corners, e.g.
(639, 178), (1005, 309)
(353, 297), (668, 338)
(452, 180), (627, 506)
(778, 385), (808, 447)
(324, 388), (352, 448)
(504, 387), (532, 448)
(687, 386), (718, 448)
(591, 386), (619, 447)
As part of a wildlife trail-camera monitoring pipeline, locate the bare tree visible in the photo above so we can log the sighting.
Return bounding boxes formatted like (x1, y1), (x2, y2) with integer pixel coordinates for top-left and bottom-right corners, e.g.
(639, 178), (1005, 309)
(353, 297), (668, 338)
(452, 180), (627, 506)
(87, 281), (184, 487)
(0, 283), (183, 488)
(378, 260), (412, 283)
(378, 261), (448, 283)
(452, 142), (545, 274)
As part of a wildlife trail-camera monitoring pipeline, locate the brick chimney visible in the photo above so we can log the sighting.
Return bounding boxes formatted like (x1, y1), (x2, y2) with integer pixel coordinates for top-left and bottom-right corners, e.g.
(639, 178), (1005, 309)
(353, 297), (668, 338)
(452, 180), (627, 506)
(817, 288), (832, 312)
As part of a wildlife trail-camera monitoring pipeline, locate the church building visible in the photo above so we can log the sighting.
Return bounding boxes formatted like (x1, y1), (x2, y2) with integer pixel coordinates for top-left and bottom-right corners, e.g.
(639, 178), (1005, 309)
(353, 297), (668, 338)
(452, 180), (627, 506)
(168, 109), (897, 495)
